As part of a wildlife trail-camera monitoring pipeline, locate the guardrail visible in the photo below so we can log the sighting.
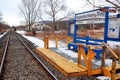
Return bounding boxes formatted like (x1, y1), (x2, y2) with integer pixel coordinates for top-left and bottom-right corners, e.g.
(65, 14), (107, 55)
(102, 42), (120, 80)
(44, 36), (71, 49)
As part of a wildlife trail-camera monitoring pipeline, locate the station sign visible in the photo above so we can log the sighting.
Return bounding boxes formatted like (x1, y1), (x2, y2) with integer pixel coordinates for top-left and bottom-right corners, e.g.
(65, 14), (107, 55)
(76, 10), (105, 25)
(108, 18), (120, 39)
(76, 18), (105, 24)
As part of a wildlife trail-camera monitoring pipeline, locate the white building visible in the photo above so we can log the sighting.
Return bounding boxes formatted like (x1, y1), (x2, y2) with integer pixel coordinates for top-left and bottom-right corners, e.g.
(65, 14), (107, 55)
(31, 22), (51, 31)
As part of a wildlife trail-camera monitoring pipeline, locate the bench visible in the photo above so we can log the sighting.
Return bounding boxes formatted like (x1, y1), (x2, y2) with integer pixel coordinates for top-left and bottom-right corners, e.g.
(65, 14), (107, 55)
(68, 36), (103, 59)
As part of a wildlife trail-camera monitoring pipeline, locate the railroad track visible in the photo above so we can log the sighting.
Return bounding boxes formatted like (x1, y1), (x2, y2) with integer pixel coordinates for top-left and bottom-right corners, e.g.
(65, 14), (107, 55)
(0, 30), (57, 80)
(0, 30), (98, 80)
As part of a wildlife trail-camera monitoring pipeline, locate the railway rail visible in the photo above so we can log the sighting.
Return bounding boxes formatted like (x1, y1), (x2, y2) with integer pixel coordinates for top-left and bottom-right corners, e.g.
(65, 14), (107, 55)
(0, 30), (57, 80)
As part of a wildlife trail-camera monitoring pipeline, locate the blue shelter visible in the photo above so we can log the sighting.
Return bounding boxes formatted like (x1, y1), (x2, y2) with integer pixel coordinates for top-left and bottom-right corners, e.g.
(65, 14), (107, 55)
(68, 7), (120, 58)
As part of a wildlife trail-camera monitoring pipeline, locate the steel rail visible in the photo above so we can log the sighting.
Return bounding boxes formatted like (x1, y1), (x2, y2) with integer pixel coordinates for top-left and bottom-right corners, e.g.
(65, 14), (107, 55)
(15, 32), (58, 80)
(0, 34), (10, 76)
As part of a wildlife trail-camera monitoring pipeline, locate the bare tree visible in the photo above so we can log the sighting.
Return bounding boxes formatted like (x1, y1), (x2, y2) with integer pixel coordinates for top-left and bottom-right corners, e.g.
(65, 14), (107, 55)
(86, 0), (120, 8)
(41, 0), (74, 31)
(106, 0), (120, 8)
(19, 0), (41, 31)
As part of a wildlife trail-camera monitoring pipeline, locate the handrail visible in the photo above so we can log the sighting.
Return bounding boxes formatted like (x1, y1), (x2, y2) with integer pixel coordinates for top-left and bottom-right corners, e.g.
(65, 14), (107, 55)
(102, 42), (120, 80)
(44, 36), (71, 49)
(102, 42), (119, 59)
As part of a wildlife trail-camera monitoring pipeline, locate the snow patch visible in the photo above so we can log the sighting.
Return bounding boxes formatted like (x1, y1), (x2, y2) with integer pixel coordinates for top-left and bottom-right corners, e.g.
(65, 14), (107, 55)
(22, 35), (44, 47)
(16, 30), (26, 35)
(56, 47), (78, 58)
(107, 41), (120, 48)
(0, 31), (7, 38)
(94, 59), (112, 66)
(96, 76), (111, 80)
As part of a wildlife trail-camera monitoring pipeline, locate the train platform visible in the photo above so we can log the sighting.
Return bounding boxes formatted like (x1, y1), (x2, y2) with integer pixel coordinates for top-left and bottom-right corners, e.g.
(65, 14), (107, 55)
(35, 47), (120, 78)
(35, 48), (88, 76)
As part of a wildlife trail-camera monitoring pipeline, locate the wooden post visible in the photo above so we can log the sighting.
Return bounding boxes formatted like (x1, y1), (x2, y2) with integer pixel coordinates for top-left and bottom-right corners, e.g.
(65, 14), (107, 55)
(56, 36), (58, 48)
(101, 44), (106, 74)
(78, 44), (88, 69)
(77, 44), (81, 65)
(44, 37), (46, 48)
(118, 55), (120, 62)
(111, 58), (116, 80)
(44, 36), (49, 49)
(66, 36), (70, 46)
(87, 60), (92, 77)
(87, 47), (95, 77)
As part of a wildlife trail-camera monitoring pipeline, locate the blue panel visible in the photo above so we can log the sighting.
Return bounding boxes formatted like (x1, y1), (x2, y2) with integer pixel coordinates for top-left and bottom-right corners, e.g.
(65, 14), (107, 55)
(106, 14), (120, 42)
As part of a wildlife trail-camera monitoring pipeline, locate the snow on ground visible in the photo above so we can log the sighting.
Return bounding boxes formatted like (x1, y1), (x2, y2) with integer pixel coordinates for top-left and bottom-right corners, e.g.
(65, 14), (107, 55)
(93, 59), (112, 66)
(55, 47), (78, 58)
(16, 30), (26, 35)
(107, 41), (120, 48)
(23, 35), (44, 47)
(96, 76), (111, 80)
(0, 31), (7, 38)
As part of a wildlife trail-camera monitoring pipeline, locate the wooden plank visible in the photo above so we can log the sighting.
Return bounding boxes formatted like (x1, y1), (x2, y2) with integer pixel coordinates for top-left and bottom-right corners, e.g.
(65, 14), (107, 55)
(66, 36), (71, 46)
(103, 69), (111, 77)
(44, 36), (49, 49)
(55, 36), (58, 48)
(87, 47), (96, 60)
(78, 45), (88, 69)
(111, 58), (116, 80)
(78, 45), (82, 65)
(91, 69), (101, 75)
(87, 60), (92, 76)
(35, 48), (87, 76)
(101, 45), (106, 75)
(36, 48), (68, 76)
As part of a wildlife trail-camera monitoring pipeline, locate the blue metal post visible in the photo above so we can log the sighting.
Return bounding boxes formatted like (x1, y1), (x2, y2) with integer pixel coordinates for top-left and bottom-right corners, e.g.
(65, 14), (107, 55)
(104, 7), (109, 43)
(117, 13), (120, 41)
(74, 15), (77, 43)
(86, 36), (89, 45)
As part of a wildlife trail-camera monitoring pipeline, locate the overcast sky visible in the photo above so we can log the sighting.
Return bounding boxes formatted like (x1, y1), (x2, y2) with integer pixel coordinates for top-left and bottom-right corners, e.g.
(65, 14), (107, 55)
(0, 0), (114, 26)
(0, 0), (22, 26)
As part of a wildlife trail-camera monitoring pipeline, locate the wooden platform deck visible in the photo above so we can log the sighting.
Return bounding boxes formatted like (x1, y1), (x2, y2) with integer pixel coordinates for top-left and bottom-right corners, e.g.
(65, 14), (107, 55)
(35, 48), (120, 77)
(35, 48), (88, 76)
